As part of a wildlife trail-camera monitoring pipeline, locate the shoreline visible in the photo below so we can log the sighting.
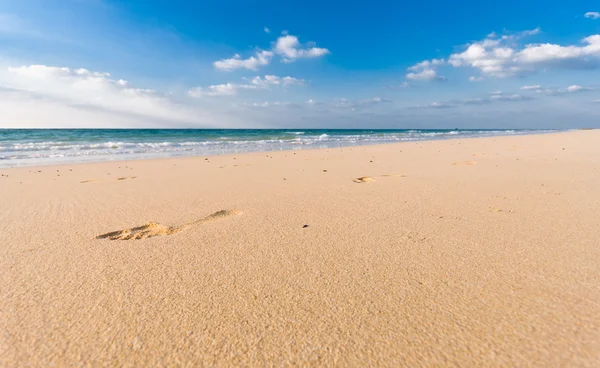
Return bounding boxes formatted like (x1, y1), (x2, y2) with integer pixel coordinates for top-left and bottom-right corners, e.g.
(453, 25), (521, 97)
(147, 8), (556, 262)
(2, 129), (599, 366)
(0, 129), (570, 170)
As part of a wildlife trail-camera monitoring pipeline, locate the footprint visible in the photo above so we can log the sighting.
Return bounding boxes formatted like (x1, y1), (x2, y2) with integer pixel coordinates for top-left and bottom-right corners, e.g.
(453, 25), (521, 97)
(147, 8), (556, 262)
(353, 176), (377, 183)
(117, 176), (137, 181)
(404, 231), (428, 243)
(452, 161), (477, 166)
(80, 180), (96, 184)
(96, 210), (243, 241)
(97, 222), (177, 240)
(381, 174), (405, 177)
(489, 207), (513, 213)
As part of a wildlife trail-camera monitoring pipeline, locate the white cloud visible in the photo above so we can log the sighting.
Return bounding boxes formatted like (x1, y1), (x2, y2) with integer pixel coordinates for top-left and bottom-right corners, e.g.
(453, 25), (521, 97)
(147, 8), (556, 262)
(585, 12), (600, 19)
(566, 84), (588, 92)
(406, 68), (438, 81)
(188, 83), (257, 97)
(522, 28), (541, 36)
(469, 76), (484, 82)
(449, 30), (600, 77)
(213, 34), (329, 69)
(489, 93), (530, 101)
(274, 35), (330, 62)
(521, 84), (541, 90)
(0, 64), (224, 127)
(535, 85), (594, 95)
(430, 101), (451, 108)
(247, 75), (305, 87)
(189, 75), (304, 97)
(406, 59), (446, 81)
(213, 50), (273, 71)
(407, 58), (445, 71)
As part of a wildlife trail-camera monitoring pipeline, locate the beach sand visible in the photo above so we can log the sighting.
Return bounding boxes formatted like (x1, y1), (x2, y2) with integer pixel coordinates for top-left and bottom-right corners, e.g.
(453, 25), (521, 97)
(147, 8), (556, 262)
(1, 130), (599, 366)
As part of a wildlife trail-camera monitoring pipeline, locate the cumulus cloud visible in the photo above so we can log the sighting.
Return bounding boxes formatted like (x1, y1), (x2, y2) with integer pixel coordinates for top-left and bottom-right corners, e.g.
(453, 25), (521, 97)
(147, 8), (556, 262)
(213, 33), (329, 69)
(0, 64), (224, 127)
(449, 30), (600, 77)
(213, 50), (273, 71)
(585, 12), (600, 19)
(274, 35), (330, 62)
(247, 75), (305, 87)
(189, 75), (304, 97)
(469, 76), (484, 82)
(406, 68), (438, 81)
(407, 59), (445, 71)
(521, 84), (541, 90)
(566, 84), (591, 92)
(406, 59), (445, 81)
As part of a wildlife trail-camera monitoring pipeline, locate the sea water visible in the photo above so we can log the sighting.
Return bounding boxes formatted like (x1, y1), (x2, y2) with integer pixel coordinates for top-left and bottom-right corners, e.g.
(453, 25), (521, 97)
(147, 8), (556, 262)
(0, 129), (560, 167)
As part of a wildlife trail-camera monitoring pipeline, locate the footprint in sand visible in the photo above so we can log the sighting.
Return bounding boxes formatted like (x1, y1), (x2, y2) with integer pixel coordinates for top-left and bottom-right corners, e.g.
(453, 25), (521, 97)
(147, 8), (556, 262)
(353, 176), (377, 183)
(353, 174), (406, 183)
(404, 231), (428, 243)
(117, 176), (137, 181)
(452, 161), (477, 166)
(80, 180), (96, 184)
(381, 174), (405, 177)
(96, 210), (243, 240)
(489, 207), (513, 213)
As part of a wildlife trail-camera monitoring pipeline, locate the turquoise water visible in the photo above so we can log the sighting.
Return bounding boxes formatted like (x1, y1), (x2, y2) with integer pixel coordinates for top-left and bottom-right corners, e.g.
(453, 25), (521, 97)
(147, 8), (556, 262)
(0, 129), (560, 167)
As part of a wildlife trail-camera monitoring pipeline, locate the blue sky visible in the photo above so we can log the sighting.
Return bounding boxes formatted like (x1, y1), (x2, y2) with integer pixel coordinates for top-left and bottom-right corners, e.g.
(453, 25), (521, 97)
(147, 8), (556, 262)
(1, 0), (599, 128)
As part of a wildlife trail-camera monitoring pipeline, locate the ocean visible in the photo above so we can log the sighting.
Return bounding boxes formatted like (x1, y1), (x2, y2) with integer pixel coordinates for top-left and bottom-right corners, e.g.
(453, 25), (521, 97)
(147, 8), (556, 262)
(0, 129), (560, 167)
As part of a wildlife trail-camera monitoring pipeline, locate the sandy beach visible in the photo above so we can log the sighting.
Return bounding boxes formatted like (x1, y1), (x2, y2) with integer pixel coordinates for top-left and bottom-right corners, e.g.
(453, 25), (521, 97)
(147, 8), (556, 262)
(1, 130), (599, 366)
